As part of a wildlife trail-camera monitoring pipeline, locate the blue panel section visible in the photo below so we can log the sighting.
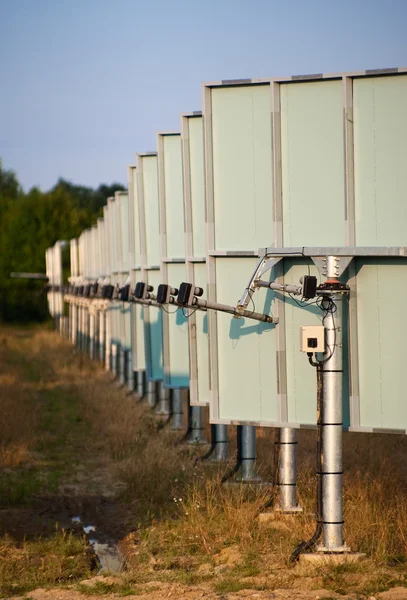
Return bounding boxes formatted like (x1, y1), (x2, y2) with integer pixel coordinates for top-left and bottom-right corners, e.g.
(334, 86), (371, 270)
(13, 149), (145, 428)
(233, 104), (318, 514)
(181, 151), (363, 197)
(144, 308), (164, 382)
(164, 308), (190, 389)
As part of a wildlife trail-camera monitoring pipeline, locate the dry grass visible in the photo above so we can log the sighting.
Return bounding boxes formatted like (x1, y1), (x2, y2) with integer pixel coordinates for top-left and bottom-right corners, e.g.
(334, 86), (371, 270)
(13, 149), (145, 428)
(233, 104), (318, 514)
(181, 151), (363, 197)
(0, 326), (406, 597)
(0, 529), (93, 597)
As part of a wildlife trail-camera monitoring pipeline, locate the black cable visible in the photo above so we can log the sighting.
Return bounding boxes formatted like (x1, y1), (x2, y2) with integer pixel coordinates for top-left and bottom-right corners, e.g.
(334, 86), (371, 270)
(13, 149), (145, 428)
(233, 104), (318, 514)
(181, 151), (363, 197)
(290, 363), (324, 562)
(182, 306), (199, 319)
(160, 304), (179, 315)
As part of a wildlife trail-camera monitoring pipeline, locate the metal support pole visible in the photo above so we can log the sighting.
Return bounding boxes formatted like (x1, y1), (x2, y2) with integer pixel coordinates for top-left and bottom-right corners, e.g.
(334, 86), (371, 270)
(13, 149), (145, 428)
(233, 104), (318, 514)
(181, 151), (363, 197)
(145, 380), (156, 408)
(171, 388), (184, 430)
(212, 424), (229, 462)
(89, 313), (95, 359)
(187, 405), (207, 444)
(77, 307), (82, 348)
(127, 352), (134, 392)
(94, 310), (99, 358)
(317, 257), (349, 552)
(111, 343), (118, 377)
(239, 425), (261, 482)
(156, 381), (171, 415)
(277, 428), (302, 512)
(136, 371), (145, 399)
(72, 304), (77, 345)
(99, 311), (105, 363)
(105, 311), (111, 371)
(118, 348), (126, 385)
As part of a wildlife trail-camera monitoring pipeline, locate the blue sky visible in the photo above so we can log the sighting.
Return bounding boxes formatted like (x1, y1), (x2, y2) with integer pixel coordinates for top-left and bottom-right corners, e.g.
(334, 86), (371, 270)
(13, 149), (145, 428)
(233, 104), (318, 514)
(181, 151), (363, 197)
(1, 0), (406, 191)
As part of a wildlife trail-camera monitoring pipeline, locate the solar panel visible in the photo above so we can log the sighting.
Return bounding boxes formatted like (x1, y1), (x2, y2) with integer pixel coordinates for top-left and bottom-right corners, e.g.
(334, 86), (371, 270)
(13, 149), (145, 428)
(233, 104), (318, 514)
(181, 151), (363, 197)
(181, 113), (209, 406)
(157, 133), (189, 388)
(136, 153), (163, 382)
(203, 71), (407, 433)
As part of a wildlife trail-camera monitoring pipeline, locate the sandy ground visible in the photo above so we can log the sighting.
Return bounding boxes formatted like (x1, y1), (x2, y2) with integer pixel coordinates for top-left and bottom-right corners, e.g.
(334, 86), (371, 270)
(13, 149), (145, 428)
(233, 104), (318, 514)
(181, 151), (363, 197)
(7, 578), (407, 600)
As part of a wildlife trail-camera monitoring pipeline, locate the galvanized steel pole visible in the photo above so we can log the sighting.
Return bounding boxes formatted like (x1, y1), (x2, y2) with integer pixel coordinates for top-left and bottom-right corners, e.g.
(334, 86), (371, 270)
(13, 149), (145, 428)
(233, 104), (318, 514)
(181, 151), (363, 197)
(171, 389), (184, 430)
(145, 380), (156, 407)
(317, 257), (349, 552)
(278, 428), (301, 512)
(188, 405), (207, 444)
(99, 311), (105, 363)
(212, 424), (229, 462)
(240, 425), (261, 482)
(127, 352), (134, 392)
(156, 381), (171, 415)
(136, 371), (145, 399)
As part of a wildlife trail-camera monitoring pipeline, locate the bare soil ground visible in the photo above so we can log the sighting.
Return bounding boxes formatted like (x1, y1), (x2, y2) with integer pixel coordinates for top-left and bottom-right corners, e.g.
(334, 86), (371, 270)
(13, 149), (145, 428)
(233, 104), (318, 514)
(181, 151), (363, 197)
(0, 326), (406, 599)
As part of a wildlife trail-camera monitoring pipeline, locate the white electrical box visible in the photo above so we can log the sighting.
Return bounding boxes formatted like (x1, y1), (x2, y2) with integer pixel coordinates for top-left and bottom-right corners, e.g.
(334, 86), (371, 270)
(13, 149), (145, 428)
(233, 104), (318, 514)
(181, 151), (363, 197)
(300, 325), (325, 353)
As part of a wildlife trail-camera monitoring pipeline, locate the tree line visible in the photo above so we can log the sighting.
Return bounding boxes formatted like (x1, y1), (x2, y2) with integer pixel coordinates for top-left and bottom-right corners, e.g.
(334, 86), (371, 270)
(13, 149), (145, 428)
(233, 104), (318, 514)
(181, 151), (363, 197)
(0, 160), (124, 322)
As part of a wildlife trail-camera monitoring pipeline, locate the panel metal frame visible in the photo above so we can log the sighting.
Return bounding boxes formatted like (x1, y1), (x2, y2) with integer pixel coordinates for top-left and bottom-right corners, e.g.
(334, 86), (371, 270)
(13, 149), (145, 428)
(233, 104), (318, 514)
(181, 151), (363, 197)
(181, 112), (209, 406)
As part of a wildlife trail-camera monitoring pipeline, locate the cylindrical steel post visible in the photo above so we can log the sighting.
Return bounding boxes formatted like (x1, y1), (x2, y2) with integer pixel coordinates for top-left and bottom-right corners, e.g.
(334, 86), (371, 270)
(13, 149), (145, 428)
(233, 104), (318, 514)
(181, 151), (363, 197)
(212, 424), (229, 462)
(171, 389), (184, 430)
(317, 290), (346, 551)
(118, 348), (126, 385)
(136, 371), (145, 399)
(156, 381), (171, 415)
(77, 307), (82, 348)
(105, 311), (111, 371)
(127, 352), (134, 392)
(277, 427), (301, 512)
(99, 311), (105, 363)
(316, 257), (349, 552)
(89, 313), (95, 359)
(240, 425), (261, 482)
(145, 380), (156, 407)
(111, 343), (118, 377)
(188, 405), (207, 444)
(71, 304), (77, 345)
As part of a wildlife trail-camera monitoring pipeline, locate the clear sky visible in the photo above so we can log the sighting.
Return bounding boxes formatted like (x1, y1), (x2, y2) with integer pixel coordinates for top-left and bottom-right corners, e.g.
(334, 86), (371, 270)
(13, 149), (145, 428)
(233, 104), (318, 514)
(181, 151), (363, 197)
(1, 0), (406, 191)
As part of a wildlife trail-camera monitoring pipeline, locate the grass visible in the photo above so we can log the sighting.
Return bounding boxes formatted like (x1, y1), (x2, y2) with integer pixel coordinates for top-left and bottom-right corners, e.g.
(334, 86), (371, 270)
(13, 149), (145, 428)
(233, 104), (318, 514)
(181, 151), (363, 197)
(0, 325), (406, 597)
(0, 528), (93, 598)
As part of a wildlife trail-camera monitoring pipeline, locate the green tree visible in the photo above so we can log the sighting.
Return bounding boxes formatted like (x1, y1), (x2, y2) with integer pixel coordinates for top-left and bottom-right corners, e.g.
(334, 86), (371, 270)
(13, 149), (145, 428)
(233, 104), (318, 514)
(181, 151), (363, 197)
(0, 161), (125, 322)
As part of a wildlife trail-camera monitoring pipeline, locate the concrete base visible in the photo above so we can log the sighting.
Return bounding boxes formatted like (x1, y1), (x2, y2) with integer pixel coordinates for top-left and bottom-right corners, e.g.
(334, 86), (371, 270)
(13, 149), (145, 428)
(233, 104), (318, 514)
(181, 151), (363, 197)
(300, 552), (365, 566)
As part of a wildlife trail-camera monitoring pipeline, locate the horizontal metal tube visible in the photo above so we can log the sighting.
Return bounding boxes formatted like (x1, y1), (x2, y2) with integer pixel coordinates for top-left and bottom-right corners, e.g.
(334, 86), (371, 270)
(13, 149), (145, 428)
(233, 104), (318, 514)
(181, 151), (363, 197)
(194, 298), (275, 323)
(257, 280), (302, 295)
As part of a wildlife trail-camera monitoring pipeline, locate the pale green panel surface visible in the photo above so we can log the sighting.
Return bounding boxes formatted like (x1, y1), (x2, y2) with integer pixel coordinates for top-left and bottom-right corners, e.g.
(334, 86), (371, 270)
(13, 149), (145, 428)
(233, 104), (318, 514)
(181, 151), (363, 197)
(120, 194), (130, 272)
(215, 258), (278, 422)
(163, 136), (185, 259)
(280, 80), (345, 246)
(112, 202), (122, 273)
(211, 85), (274, 251)
(194, 262), (210, 405)
(354, 75), (407, 245)
(284, 261), (320, 424)
(123, 305), (132, 350)
(143, 156), (160, 266)
(131, 171), (141, 268)
(356, 260), (407, 430)
(189, 117), (206, 258)
(132, 303), (146, 371)
(111, 303), (120, 344)
(166, 263), (190, 386)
